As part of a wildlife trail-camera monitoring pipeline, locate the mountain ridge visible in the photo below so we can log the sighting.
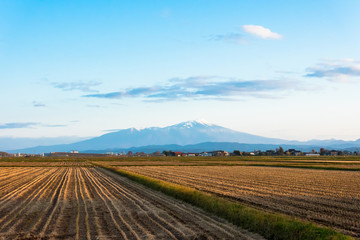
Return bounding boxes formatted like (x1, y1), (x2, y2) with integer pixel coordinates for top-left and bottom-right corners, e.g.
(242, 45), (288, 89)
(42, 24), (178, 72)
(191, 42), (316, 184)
(6, 120), (360, 153)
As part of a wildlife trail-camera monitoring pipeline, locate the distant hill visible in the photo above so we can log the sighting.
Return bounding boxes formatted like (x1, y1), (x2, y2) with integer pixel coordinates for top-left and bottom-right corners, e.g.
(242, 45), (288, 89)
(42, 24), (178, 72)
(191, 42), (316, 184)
(83, 142), (321, 154)
(0, 136), (89, 151)
(0, 151), (12, 157)
(7, 120), (360, 153)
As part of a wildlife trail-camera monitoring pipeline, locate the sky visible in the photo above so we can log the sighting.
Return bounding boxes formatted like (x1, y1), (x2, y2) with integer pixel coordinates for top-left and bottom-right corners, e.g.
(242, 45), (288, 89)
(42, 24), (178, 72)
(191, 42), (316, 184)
(1, 0), (360, 142)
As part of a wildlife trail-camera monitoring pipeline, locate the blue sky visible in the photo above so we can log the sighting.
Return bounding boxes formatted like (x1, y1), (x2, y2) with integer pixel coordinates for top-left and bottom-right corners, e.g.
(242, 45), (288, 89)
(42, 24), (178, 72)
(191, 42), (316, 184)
(1, 0), (360, 141)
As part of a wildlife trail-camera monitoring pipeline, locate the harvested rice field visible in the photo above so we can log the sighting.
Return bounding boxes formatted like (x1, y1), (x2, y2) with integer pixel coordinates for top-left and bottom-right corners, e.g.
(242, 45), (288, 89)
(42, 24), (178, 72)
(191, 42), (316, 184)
(0, 167), (261, 240)
(92, 157), (360, 170)
(120, 165), (360, 238)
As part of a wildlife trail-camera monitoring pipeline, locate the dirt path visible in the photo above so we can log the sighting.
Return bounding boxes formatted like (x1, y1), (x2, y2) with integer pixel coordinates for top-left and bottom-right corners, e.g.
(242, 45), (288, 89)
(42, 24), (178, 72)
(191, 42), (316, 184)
(0, 167), (262, 240)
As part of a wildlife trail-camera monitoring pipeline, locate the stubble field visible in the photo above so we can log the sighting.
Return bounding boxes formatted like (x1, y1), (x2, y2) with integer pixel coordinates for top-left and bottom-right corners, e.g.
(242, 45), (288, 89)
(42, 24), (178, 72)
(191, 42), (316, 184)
(120, 165), (360, 238)
(0, 166), (261, 240)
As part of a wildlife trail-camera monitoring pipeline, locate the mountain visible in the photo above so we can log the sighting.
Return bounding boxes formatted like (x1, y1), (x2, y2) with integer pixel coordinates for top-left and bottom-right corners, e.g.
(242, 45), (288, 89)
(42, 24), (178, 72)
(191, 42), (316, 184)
(7, 120), (289, 153)
(75, 120), (291, 148)
(0, 136), (89, 151)
(83, 142), (320, 154)
(7, 120), (360, 153)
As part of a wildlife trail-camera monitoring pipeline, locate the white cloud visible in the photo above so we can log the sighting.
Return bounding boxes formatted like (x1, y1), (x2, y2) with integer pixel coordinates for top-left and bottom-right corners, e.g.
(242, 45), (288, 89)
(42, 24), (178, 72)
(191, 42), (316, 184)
(305, 59), (360, 82)
(242, 25), (282, 39)
(83, 76), (299, 102)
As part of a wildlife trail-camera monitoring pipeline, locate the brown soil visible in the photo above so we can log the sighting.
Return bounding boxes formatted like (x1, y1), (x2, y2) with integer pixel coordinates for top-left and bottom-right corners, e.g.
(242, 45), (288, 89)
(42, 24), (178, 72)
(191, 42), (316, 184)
(120, 165), (360, 238)
(0, 167), (262, 240)
(92, 160), (360, 169)
(0, 162), (92, 167)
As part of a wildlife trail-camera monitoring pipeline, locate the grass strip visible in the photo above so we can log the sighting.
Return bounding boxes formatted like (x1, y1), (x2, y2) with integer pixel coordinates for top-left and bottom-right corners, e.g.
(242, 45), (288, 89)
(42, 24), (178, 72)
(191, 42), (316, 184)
(242, 164), (360, 171)
(99, 164), (353, 240)
(105, 163), (360, 171)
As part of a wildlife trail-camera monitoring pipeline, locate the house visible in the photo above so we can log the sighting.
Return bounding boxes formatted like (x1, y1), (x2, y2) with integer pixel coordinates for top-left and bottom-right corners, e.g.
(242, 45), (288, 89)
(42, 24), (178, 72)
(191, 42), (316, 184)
(265, 150), (276, 156)
(287, 149), (302, 156)
(210, 150), (229, 157)
(151, 151), (165, 157)
(330, 150), (343, 156)
(305, 153), (320, 157)
(173, 151), (183, 157)
(201, 152), (212, 156)
(134, 152), (148, 157)
(186, 153), (196, 157)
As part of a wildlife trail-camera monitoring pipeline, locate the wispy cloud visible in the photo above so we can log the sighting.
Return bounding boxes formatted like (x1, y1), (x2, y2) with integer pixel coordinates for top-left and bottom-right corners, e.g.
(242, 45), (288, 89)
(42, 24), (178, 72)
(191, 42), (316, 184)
(102, 129), (123, 133)
(208, 33), (246, 44)
(305, 59), (360, 82)
(242, 25), (282, 40)
(209, 24), (282, 45)
(83, 76), (298, 102)
(32, 101), (46, 107)
(52, 80), (102, 92)
(43, 124), (67, 127)
(0, 122), (67, 129)
(87, 104), (102, 108)
(0, 122), (39, 129)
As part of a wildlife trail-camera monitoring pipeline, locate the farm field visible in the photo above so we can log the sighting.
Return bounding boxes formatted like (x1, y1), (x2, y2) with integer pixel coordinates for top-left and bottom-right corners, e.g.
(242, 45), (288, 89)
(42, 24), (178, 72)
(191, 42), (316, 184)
(92, 156), (360, 170)
(119, 165), (360, 238)
(0, 167), (261, 240)
(0, 161), (92, 167)
(94, 160), (360, 170)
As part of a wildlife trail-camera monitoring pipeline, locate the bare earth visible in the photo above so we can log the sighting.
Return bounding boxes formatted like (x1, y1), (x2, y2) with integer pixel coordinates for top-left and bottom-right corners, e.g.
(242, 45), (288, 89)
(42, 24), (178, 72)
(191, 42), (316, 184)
(0, 162), (92, 167)
(121, 165), (360, 238)
(0, 167), (262, 240)
(92, 160), (360, 169)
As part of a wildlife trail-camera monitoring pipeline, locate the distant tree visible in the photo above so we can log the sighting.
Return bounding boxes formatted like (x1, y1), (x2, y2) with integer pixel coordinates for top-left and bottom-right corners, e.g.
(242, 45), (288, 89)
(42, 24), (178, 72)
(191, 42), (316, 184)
(242, 152), (249, 156)
(320, 148), (325, 156)
(233, 150), (241, 156)
(278, 146), (284, 156)
(162, 150), (173, 156)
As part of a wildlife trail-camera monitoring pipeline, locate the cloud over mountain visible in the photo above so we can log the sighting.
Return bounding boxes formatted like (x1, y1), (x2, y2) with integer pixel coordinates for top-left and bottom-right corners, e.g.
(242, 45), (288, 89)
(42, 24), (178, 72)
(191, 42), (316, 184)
(83, 76), (296, 102)
(0, 122), (67, 129)
(0, 122), (39, 129)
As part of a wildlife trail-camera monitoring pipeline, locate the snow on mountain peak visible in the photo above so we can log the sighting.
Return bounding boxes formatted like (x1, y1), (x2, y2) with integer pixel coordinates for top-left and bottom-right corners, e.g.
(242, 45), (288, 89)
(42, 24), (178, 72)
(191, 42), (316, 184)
(175, 120), (213, 128)
(194, 119), (213, 126)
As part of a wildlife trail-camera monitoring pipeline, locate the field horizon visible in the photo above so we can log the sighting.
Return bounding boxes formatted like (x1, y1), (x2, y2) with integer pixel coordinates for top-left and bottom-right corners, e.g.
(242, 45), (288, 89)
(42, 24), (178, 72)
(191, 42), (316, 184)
(0, 156), (358, 239)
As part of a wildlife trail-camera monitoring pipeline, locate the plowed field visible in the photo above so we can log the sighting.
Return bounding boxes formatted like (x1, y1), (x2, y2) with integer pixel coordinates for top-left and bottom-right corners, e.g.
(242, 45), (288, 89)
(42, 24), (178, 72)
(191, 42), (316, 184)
(120, 166), (360, 238)
(0, 167), (261, 240)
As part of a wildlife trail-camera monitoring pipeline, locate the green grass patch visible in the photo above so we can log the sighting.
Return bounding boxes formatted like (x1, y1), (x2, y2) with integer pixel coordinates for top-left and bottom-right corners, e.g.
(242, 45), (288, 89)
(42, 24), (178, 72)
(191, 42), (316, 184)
(99, 164), (353, 240)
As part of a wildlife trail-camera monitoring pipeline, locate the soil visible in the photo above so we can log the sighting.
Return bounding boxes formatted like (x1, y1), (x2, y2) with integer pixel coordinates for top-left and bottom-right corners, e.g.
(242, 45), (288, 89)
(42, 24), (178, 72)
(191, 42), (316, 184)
(121, 165), (360, 238)
(0, 167), (262, 240)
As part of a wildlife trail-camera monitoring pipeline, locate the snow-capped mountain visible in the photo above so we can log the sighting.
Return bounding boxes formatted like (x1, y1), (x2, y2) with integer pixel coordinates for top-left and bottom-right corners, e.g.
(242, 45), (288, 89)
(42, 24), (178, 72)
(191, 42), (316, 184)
(71, 120), (286, 150)
(8, 120), (360, 153)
